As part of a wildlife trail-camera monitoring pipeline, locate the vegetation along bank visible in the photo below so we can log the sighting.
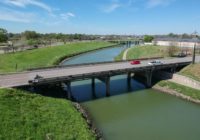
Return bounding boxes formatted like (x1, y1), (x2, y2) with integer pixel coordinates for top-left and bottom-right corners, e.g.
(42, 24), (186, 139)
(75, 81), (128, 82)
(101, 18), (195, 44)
(0, 88), (96, 140)
(0, 41), (116, 73)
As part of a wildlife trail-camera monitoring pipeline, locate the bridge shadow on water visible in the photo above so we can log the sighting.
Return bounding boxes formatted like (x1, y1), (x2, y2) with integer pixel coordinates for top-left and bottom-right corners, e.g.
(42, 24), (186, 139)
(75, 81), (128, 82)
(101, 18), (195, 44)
(18, 75), (146, 103)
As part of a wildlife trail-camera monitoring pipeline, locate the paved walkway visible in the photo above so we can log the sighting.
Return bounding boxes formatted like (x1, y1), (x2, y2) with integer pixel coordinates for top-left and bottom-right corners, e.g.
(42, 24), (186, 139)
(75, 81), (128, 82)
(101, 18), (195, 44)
(122, 48), (131, 60)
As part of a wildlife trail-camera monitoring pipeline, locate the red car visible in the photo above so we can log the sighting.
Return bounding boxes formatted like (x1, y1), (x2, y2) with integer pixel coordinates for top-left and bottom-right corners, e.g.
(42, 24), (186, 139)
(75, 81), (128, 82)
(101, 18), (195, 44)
(130, 60), (141, 65)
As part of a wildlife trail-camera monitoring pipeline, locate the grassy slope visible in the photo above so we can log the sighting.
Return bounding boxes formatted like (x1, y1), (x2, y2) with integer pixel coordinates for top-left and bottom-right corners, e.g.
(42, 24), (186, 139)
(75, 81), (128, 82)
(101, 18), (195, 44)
(116, 45), (168, 60)
(158, 81), (200, 100)
(115, 49), (126, 60)
(0, 88), (95, 140)
(179, 63), (200, 82)
(0, 41), (115, 73)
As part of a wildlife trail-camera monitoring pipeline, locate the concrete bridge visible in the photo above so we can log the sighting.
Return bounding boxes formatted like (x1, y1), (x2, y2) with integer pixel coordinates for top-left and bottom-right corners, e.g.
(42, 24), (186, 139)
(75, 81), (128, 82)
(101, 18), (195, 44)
(110, 40), (141, 47)
(0, 56), (199, 99)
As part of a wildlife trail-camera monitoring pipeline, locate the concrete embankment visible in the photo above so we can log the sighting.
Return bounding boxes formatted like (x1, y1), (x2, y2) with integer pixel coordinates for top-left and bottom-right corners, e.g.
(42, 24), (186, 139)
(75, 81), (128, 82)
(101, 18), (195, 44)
(153, 85), (200, 104)
(153, 71), (200, 104)
(155, 71), (200, 90)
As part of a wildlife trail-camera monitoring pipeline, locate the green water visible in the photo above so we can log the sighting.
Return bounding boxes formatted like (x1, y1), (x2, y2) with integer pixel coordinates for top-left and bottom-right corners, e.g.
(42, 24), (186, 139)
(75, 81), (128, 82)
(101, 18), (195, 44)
(83, 90), (200, 140)
(62, 45), (200, 140)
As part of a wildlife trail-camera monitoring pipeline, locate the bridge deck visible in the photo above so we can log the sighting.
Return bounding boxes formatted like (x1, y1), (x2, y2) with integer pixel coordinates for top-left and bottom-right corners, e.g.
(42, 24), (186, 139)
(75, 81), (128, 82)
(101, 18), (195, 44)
(0, 56), (199, 88)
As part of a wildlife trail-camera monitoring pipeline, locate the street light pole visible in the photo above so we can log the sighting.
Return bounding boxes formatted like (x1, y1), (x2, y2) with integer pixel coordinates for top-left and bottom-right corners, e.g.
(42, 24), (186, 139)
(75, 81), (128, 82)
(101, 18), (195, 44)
(192, 31), (198, 64)
(192, 42), (196, 64)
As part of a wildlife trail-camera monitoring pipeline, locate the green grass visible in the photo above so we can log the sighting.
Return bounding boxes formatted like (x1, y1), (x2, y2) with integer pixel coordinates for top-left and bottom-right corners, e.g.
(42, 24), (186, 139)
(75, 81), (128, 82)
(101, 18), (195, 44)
(114, 49), (126, 60)
(158, 81), (200, 100)
(0, 41), (116, 73)
(116, 45), (168, 60)
(0, 88), (95, 140)
(179, 63), (200, 82)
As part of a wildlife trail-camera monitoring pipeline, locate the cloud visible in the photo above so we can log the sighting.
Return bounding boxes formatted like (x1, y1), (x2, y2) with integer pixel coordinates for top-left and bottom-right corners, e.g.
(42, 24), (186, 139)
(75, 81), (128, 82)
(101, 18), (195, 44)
(102, 1), (122, 13)
(101, 0), (139, 13)
(147, 0), (175, 8)
(60, 12), (75, 20)
(2, 0), (52, 12)
(0, 8), (36, 23)
(0, 1), (76, 25)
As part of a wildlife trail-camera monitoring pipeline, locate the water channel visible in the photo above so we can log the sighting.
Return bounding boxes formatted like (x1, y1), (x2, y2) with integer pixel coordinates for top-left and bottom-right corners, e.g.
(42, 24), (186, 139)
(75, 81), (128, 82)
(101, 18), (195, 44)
(62, 45), (200, 140)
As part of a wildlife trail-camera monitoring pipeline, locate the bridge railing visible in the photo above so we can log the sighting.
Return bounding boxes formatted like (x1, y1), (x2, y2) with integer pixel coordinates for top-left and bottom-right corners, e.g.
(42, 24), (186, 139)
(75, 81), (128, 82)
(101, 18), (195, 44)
(27, 57), (163, 71)
(28, 61), (191, 85)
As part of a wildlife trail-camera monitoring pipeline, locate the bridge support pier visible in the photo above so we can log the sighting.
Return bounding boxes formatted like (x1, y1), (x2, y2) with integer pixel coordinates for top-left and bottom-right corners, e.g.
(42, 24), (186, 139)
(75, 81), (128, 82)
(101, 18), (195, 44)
(145, 70), (153, 88)
(127, 72), (132, 91)
(97, 76), (111, 97)
(91, 78), (96, 98)
(170, 66), (177, 73)
(105, 77), (110, 97)
(61, 82), (72, 100)
(66, 82), (72, 100)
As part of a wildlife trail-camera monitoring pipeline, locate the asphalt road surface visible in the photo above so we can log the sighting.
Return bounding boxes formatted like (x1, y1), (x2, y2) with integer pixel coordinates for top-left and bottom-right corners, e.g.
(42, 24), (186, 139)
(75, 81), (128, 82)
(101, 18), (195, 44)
(0, 56), (199, 88)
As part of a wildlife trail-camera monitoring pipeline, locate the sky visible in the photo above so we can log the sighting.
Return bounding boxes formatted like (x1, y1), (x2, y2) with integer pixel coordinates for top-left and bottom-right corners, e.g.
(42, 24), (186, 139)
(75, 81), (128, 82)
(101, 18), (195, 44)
(0, 0), (200, 35)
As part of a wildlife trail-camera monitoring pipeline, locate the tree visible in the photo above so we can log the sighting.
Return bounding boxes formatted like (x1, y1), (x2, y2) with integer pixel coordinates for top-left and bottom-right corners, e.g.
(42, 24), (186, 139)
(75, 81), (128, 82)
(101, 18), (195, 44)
(144, 35), (154, 42)
(23, 31), (39, 40)
(168, 33), (178, 38)
(167, 45), (179, 57)
(181, 33), (191, 39)
(0, 28), (8, 43)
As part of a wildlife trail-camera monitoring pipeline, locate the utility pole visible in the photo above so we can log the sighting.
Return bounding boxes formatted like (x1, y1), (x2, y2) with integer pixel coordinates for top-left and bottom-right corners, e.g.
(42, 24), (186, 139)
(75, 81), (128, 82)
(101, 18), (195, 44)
(192, 42), (196, 64)
(192, 31), (198, 64)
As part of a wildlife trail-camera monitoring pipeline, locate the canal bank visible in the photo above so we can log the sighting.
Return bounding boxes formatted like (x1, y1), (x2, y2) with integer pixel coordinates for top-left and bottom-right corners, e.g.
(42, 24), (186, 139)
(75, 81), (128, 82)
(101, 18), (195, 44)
(58, 44), (121, 65)
(153, 84), (200, 104)
(73, 102), (103, 139)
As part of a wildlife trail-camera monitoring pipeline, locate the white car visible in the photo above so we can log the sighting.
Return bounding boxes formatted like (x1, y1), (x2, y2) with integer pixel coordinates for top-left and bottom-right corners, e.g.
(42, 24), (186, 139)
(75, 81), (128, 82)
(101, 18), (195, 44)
(148, 60), (163, 65)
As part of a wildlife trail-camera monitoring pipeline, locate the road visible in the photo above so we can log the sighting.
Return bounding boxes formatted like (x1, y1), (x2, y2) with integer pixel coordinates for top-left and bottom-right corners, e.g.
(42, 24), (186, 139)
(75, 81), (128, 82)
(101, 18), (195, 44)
(0, 56), (199, 88)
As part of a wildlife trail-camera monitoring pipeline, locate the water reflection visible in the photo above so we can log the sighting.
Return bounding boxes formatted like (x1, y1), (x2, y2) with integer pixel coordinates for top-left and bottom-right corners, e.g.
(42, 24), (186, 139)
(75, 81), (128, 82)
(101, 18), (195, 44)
(71, 75), (145, 102)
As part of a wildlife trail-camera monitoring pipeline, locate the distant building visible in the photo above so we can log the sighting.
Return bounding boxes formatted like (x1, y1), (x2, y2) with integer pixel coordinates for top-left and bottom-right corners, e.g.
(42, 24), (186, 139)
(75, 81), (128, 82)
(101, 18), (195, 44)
(153, 38), (200, 48)
(144, 42), (153, 45)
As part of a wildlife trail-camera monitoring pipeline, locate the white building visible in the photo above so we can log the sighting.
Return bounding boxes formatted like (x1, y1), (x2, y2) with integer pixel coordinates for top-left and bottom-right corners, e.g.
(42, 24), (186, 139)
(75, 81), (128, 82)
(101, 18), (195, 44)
(153, 38), (200, 48)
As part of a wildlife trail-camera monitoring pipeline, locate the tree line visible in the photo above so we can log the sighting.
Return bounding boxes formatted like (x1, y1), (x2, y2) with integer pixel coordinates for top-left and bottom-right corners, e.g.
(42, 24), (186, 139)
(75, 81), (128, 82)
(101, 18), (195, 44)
(0, 28), (101, 45)
(1, 27), (199, 45)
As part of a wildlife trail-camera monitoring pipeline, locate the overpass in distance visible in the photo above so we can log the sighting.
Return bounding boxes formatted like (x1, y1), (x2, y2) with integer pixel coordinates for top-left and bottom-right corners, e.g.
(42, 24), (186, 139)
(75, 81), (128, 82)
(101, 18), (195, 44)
(0, 56), (199, 99)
